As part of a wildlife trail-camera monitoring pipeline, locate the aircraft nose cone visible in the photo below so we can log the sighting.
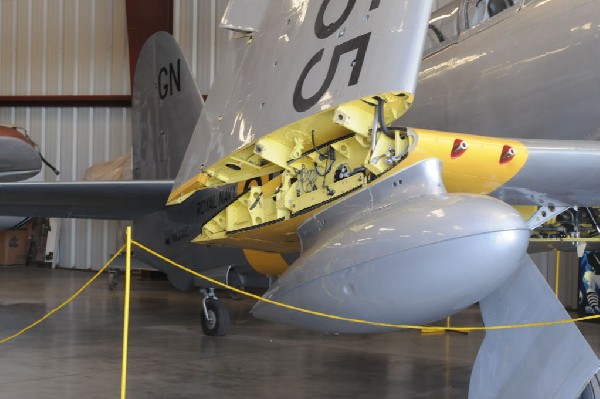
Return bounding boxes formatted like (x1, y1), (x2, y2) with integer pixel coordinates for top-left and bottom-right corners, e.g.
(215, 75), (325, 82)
(252, 194), (530, 333)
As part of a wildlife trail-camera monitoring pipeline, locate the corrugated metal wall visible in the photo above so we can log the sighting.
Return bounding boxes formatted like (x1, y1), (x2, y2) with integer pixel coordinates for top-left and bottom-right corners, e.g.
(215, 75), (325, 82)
(173, 0), (229, 94)
(0, 0), (131, 269)
(0, 0), (225, 270)
(0, 0), (130, 95)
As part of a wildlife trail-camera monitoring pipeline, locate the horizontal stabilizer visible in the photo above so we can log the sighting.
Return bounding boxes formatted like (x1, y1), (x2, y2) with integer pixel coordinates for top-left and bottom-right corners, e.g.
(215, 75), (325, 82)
(0, 181), (173, 220)
(471, 255), (600, 398)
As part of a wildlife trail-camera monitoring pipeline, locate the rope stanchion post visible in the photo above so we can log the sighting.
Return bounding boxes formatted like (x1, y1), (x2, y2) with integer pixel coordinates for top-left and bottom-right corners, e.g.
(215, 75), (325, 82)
(120, 226), (132, 399)
(421, 316), (469, 335)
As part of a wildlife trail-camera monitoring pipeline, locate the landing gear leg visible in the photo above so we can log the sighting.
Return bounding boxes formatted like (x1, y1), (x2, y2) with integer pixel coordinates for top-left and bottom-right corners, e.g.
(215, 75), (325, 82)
(200, 288), (230, 336)
(108, 268), (119, 290)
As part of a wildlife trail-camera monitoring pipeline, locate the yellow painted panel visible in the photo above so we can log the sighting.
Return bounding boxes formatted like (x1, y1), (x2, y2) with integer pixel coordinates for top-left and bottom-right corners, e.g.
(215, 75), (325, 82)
(243, 249), (289, 276)
(401, 129), (528, 194)
(169, 91), (412, 203)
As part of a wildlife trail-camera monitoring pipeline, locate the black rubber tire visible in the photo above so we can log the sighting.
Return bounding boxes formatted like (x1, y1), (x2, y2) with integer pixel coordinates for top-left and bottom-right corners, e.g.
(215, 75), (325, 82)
(201, 299), (230, 336)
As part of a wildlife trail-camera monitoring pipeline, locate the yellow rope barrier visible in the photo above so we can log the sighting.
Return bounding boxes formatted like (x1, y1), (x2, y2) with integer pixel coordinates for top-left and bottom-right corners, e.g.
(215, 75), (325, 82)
(2, 238), (597, 341)
(132, 240), (600, 333)
(0, 245), (126, 345)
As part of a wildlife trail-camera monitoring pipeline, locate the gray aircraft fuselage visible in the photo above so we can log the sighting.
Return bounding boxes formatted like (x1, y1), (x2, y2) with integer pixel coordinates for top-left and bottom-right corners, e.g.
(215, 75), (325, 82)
(402, 0), (600, 141)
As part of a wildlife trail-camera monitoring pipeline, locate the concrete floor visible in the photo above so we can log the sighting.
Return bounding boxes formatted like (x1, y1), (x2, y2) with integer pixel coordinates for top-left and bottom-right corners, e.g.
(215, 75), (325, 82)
(0, 266), (599, 399)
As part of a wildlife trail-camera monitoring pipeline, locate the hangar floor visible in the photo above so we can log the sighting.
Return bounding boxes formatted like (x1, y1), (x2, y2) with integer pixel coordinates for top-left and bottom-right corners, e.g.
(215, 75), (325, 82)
(1, 266), (599, 399)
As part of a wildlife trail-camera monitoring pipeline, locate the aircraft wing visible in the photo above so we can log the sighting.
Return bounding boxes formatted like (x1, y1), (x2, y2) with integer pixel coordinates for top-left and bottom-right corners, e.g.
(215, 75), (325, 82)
(489, 139), (600, 207)
(0, 181), (173, 220)
(170, 0), (433, 203)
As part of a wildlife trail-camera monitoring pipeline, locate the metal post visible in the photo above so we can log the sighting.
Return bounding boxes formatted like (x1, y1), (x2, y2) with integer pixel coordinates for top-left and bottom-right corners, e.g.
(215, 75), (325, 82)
(120, 226), (132, 399)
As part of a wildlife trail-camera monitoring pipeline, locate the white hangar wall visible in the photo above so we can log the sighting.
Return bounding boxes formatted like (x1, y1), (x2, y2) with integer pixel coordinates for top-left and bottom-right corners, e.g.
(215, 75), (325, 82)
(174, 0), (230, 95)
(0, 0), (131, 269)
(0, 0), (228, 270)
(0, 0), (229, 270)
(0, 0), (130, 96)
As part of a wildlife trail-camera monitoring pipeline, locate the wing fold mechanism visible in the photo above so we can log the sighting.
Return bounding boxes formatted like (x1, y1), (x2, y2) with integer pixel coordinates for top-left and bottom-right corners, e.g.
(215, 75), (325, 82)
(167, 92), (413, 206)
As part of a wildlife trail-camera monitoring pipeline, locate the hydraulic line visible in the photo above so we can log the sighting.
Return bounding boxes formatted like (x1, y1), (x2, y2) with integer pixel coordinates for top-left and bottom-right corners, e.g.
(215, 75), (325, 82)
(376, 97), (395, 139)
(585, 207), (600, 236)
(370, 101), (380, 155)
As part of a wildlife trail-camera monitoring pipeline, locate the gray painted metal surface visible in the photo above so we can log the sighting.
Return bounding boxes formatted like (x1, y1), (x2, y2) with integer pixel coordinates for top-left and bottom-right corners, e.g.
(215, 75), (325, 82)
(402, 0), (600, 142)
(220, 0), (270, 32)
(132, 32), (203, 181)
(252, 159), (531, 333)
(491, 139), (600, 206)
(132, 185), (262, 291)
(173, 0), (433, 191)
(472, 255), (600, 399)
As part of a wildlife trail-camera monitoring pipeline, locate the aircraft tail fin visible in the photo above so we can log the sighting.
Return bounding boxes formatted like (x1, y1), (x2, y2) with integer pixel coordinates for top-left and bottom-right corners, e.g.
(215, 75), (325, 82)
(470, 255), (600, 398)
(132, 32), (203, 180)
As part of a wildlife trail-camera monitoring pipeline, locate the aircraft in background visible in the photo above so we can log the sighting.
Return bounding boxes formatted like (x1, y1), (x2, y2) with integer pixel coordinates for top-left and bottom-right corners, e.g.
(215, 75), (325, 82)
(0, 124), (59, 230)
(0, 124), (41, 183)
(0, 0), (599, 397)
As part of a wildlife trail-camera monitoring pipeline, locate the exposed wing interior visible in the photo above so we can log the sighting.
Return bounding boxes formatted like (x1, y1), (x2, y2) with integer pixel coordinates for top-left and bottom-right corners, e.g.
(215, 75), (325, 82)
(170, 1), (433, 203)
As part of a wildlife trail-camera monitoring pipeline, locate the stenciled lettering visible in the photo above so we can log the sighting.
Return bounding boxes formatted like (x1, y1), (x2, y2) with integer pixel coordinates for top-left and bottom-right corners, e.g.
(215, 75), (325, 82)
(370, 0), (381, 11)
(197, 186), (237, 216)
(170, 226), (190, 243)
(315, 0), (356, 39)
(293, 32), (371, 112)
(158, 58), (181, 99)
(196, 196), (217, 216)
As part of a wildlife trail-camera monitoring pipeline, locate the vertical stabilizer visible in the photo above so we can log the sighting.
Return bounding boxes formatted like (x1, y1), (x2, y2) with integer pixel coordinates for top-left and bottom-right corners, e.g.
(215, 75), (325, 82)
(132, 32), (202, 180)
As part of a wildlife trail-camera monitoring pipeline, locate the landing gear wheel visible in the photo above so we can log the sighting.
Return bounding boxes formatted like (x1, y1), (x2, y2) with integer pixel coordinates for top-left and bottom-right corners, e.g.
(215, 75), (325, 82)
(201, 299), (230, 336)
